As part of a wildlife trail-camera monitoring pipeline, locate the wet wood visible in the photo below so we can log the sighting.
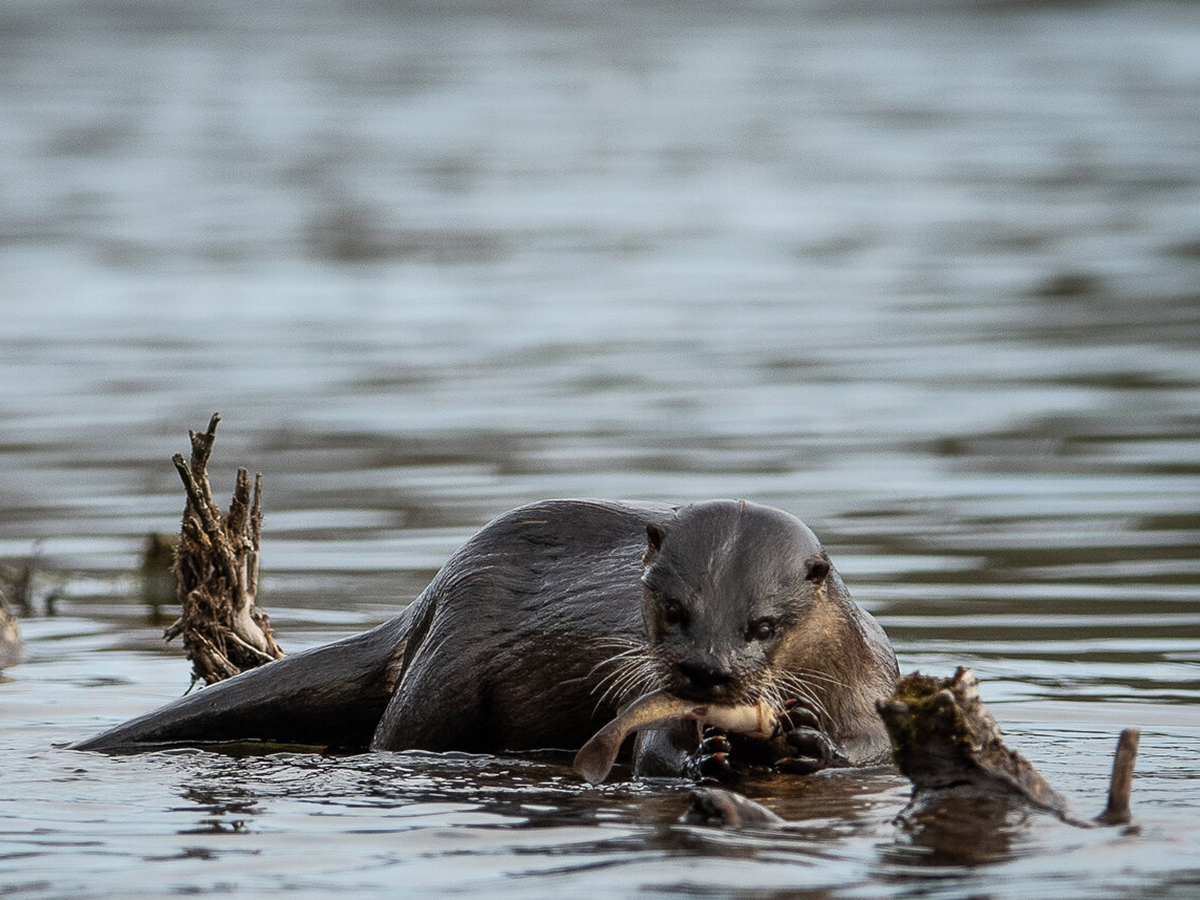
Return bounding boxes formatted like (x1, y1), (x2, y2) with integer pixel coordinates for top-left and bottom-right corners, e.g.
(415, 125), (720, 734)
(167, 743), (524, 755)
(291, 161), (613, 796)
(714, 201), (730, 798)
(163, 414), (283, 687)
(1096, 728), (1139, 826)
(0, 581), (20, 670)
(877, 667), (1138, 827)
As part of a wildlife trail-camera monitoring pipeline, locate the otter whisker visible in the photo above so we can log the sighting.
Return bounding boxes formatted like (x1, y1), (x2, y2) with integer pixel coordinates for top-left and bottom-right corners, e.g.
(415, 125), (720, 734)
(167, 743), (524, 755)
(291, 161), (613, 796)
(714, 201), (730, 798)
(599, 657), (662, 709)
(786, 666), (850, 691)
(593, 662), (640, 706)
(595, 674), (643, 713)
(585, 645), (644, 682)
(594, 673), (640, 714)
(770, 670), (833, 730)
(587, 637), (646, 654)
(583, 636), (648, 681)
(778, 679), (827, 718)
(587, 641), (666, 714)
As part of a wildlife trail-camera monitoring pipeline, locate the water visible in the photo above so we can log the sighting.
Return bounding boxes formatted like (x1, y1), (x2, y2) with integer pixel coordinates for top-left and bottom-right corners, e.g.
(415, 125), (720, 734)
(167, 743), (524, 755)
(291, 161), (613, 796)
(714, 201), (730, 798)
(2, 0), (1199, 897)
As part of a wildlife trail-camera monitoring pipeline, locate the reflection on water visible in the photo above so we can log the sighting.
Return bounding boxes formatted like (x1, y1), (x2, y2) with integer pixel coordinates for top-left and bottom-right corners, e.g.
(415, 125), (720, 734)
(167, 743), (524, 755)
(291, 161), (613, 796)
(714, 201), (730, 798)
(1, 0), (1199, 898)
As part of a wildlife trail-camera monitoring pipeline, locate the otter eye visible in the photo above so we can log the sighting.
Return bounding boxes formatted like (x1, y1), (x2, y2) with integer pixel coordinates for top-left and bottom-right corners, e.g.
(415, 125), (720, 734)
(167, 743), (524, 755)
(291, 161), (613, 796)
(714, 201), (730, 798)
(749, 618), (775, 642)
(664, 600), (685, 626)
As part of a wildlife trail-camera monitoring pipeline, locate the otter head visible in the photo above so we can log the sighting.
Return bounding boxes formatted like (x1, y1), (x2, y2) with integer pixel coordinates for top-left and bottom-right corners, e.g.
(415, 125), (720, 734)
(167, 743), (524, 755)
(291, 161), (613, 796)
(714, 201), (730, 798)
(640, 500), (834, 705)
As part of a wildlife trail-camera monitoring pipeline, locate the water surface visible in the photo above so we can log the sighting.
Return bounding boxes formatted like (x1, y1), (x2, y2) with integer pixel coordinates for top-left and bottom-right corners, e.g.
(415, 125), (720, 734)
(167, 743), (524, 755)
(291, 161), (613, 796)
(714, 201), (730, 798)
(2, 1), (1199, 898)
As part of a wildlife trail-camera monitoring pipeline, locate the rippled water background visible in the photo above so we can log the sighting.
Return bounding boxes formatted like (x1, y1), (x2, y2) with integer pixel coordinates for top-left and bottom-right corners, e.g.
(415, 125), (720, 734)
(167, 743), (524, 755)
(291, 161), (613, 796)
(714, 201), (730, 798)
(2, 0), (1200, 897)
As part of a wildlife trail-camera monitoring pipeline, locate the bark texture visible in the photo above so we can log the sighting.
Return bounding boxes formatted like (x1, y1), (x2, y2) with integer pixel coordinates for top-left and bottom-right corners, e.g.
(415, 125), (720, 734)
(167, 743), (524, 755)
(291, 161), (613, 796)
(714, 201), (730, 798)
(164, 414), (283, 686)
(877, 667), (1137, 826)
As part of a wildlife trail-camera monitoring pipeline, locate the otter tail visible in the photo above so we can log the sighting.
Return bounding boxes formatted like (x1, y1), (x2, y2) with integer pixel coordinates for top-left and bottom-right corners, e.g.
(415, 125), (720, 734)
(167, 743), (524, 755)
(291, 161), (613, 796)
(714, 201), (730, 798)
(72, 611), (414, 753)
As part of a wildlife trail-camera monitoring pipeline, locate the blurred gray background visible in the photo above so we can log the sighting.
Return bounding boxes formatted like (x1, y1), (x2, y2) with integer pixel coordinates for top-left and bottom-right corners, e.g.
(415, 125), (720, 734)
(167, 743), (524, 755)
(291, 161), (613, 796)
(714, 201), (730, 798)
(3, 0), (1198, 617)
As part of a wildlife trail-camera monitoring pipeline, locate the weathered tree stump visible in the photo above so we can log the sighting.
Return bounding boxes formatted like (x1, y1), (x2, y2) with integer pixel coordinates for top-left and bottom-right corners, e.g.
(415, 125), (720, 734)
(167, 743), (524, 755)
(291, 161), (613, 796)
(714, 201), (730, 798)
(163, 414), (283, 687)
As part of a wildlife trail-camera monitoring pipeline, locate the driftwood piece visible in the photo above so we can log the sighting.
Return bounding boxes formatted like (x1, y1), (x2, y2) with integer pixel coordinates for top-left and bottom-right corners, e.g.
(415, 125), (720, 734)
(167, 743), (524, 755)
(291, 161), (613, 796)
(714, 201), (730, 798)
(1096, 728), (1140, 826)
(163, 414), (283, 687)
(876, 667), (1138, 827)
(0, 582), (20, 671)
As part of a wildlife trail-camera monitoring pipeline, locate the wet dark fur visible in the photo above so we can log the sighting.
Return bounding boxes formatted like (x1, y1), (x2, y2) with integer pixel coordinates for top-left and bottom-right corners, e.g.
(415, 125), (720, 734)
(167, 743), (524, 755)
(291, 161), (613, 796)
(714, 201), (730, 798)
(75, 499), (898, 773)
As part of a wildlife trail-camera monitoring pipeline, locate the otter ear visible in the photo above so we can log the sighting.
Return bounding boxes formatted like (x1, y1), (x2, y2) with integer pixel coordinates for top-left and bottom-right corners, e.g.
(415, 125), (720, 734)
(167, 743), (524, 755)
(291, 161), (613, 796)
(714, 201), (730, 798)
(804, 554), (831, 584)
(644, 522), (667, 566)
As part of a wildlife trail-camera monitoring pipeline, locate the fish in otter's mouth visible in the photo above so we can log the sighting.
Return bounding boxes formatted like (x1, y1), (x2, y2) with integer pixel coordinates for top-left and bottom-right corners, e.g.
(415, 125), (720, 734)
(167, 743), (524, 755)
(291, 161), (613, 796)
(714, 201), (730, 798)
(573, 688), (779, 784)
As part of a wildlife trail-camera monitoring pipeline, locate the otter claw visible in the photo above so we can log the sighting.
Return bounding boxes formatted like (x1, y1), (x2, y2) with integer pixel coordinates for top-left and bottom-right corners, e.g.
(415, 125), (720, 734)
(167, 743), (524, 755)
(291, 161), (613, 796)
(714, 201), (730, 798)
(771, 700), (851, 774)
(693, 751), (739, 784)
(777, 725), (850, 773)
(774, 755), (828, 776)
(778, 701), (822, 734)
(689, 701), (848, 781)
(688, 728), (742, 783)
(698, 730), (733, 757)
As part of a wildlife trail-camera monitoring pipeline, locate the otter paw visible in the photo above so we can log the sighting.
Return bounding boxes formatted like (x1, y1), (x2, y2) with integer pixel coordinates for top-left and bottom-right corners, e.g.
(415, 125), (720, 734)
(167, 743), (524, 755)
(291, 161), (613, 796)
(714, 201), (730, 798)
(687, 727), (741, 784)
(775, 699), (823, 735)
(772, 701), (850, 775)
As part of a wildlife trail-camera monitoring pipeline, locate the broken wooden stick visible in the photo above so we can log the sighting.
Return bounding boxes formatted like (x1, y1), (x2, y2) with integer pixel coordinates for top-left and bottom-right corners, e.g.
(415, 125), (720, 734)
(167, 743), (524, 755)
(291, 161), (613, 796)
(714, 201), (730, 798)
(163, 414), (283, 687)
(1096, 727), (1140, 826)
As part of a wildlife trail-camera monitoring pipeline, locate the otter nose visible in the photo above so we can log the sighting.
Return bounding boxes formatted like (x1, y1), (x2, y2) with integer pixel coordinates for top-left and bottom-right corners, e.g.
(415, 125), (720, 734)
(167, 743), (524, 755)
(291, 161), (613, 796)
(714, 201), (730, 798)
(678, 657), (733, 689)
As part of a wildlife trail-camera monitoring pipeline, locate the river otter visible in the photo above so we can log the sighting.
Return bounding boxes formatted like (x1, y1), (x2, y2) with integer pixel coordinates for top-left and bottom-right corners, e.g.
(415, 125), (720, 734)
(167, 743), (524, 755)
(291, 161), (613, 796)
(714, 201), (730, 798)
(74, 499), (898, 777)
